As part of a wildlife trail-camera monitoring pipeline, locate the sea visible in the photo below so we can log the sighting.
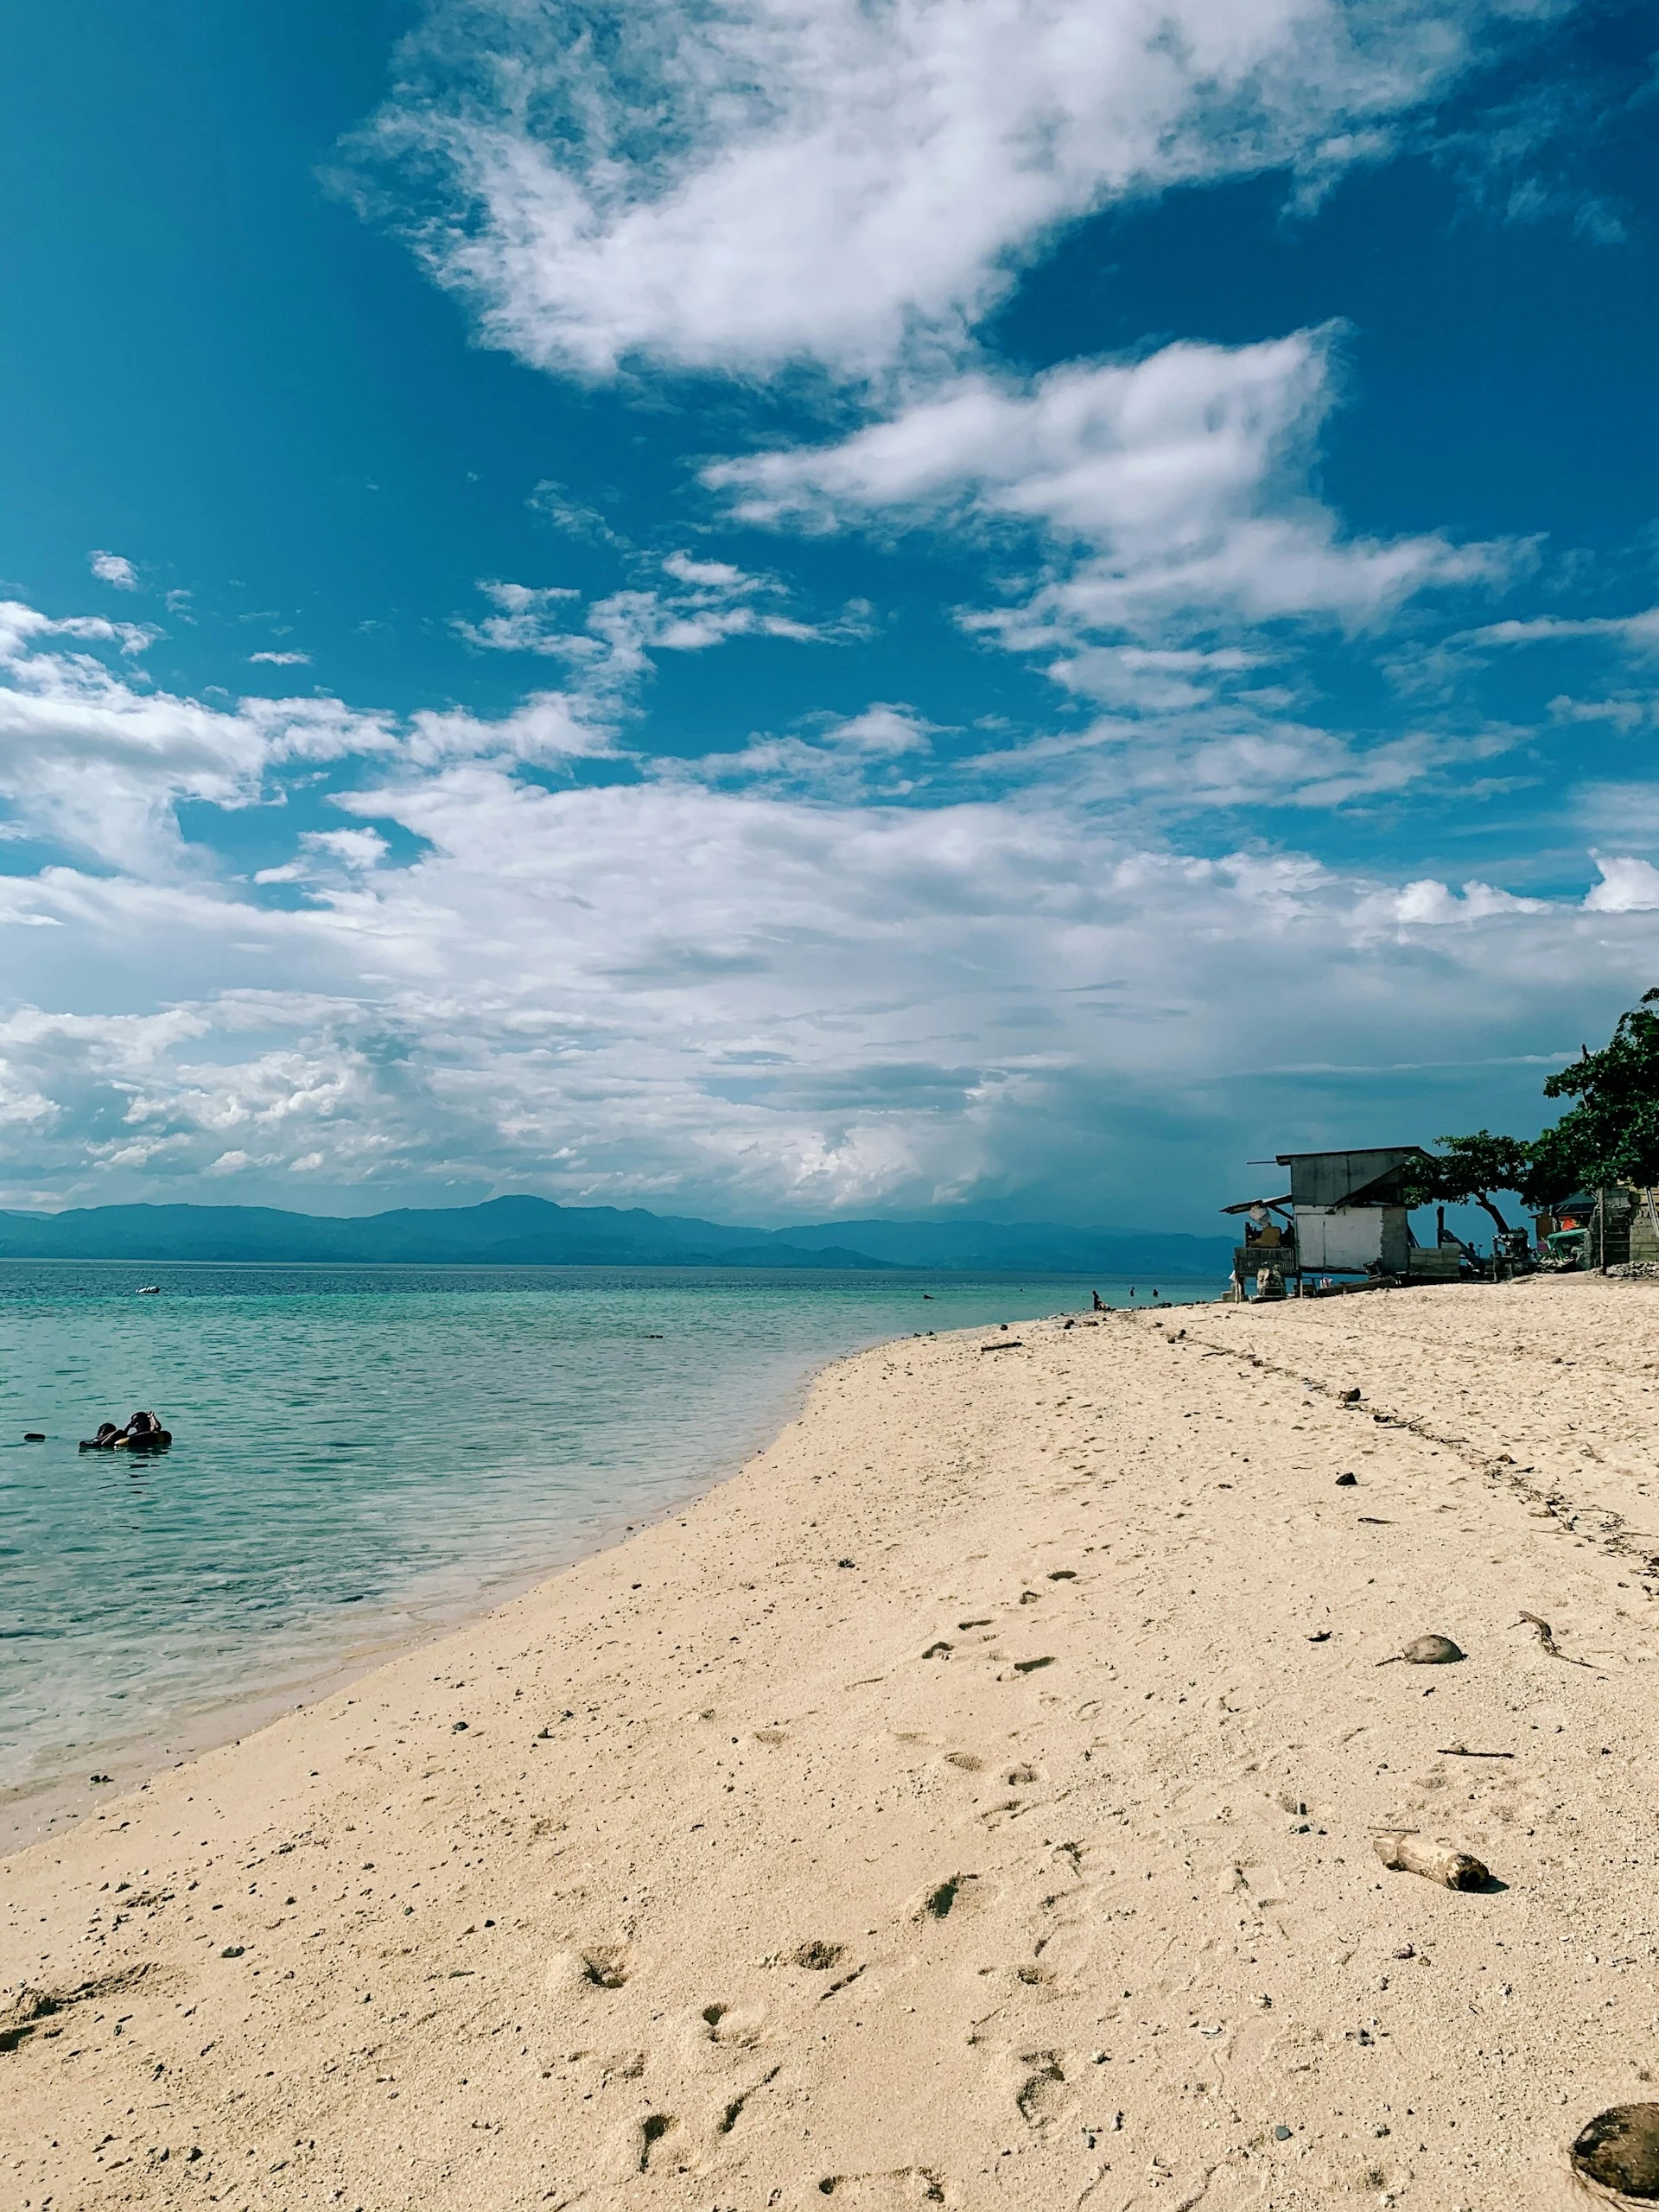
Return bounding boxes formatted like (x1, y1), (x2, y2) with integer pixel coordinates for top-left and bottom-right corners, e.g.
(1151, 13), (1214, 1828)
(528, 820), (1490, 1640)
(0, 1262), (1216, 1838)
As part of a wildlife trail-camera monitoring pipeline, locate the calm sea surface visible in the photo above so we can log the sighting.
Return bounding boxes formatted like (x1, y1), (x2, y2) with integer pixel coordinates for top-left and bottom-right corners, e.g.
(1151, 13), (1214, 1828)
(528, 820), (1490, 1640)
(0, 1263), (1214, 1817)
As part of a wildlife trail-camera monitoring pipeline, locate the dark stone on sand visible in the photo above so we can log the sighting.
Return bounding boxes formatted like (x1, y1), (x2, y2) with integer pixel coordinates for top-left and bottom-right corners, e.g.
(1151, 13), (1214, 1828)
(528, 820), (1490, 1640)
(1571, 2104), (1659, 2200)
(1335, 1471), (1357, 1486)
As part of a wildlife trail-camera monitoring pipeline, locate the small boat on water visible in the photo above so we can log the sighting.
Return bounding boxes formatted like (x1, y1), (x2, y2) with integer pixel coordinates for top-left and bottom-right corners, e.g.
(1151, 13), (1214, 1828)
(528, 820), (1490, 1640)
(136, 1285), (161, 1295)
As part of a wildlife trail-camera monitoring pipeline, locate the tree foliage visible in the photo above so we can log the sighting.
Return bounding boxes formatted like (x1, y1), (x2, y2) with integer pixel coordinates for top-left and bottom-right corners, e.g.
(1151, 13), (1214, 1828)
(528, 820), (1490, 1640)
(1402, 1131), (1530, 1232)
(1532, 988), (1659, 1195)
(1413, 988), (1659, 1219)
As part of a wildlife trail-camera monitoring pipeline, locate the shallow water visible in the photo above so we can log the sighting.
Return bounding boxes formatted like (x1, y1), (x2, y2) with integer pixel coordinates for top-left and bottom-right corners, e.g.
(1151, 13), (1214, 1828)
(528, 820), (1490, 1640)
(0, 1262), (1213, 1815)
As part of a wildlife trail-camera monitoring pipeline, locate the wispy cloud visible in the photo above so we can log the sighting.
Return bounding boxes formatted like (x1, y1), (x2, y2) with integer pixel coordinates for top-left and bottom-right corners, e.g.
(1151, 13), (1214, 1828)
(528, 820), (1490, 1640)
(87, 549), (140, 591)
(455, 554), (849, 699)
(353, 0), (1521, 382)
(1454, 607), (1659, 652)
(249, 649), (313, 667)
(711, 334), (1516, 702)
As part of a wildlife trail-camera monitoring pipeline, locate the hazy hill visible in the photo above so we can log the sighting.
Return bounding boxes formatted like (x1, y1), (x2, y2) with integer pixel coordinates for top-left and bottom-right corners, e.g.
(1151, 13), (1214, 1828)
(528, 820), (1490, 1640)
(0, 1196), (1232, 1276)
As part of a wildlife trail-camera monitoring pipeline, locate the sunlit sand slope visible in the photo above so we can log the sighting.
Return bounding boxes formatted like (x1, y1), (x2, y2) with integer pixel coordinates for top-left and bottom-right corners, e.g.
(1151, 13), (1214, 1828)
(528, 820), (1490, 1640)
(4, 1277), (1656, 2211)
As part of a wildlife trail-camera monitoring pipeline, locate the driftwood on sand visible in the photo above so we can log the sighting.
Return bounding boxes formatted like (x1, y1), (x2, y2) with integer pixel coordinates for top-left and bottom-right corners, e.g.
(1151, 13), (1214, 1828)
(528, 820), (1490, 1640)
(1372, 1832), (1492, 1890)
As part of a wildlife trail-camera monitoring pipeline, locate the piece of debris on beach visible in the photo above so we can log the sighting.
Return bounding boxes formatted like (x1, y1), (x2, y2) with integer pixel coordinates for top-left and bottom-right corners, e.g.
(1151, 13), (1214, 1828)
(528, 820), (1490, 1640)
(1372, 1832), (1491, 1890)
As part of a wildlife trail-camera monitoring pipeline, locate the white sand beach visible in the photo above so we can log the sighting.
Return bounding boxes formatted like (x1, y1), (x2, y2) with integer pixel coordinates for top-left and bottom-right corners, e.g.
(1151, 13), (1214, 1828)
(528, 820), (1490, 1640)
(5, 1276), (1659, 2210)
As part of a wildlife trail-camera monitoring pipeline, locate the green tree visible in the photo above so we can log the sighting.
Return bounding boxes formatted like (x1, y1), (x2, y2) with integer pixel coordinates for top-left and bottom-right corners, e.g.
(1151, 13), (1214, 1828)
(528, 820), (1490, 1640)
(1529, 988), (1659, 1198)
(1415, 988), (1659, 1219)
(1403, 1130), (1532, 1235)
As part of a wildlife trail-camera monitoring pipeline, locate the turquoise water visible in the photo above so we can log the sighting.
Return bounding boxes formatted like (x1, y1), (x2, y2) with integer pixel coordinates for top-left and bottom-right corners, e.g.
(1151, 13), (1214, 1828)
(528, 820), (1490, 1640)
(0, 1263), (1214, 1813)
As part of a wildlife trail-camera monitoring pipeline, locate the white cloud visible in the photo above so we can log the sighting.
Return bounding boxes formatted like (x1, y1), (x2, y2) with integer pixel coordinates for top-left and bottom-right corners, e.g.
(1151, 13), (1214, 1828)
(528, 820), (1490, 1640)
(1044, 646), (1264, 711)
(456, 556), (839, 695)
(403, 690), (615, 767)
(0, 733), (1648, 1217)
(250, 650), (313, 667)
(1384, 876), (1549, 925)
(0, 596), (624, 868)
(2, 586), (1649, 1217)
(254, 828), (391, 886)
(819, 704), (934, 757)
(1455, 607), (1659, 652)
(1584, 853), (1659, 914)
(358, 0), (1516, 381)
(0, 607), (384, 867)
(88, 550), (140, 591)
(711, 334), (1512, 651)
(690, 701), (937, 798)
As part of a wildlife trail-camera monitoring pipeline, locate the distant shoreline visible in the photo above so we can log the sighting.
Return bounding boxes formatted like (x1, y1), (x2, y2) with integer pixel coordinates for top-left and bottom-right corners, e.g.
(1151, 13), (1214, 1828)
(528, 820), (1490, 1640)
(0, 1255), (1226, 1280)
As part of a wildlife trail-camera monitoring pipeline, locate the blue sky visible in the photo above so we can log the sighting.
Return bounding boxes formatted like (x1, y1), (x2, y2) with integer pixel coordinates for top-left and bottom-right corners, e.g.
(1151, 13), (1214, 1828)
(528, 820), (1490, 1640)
(1, 0), (1656, 1228)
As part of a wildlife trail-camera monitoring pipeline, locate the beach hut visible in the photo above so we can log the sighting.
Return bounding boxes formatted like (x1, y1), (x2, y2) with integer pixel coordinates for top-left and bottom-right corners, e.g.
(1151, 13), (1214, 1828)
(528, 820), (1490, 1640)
(1283, 1146), (1471, 1288)
(1274, 1146), (1422, 1285)
(1224, 1145), (1483, 1296)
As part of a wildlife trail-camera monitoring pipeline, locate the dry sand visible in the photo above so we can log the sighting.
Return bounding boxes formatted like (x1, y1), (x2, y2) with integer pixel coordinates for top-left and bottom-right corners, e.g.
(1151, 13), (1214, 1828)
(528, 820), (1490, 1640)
(5, 1276), (1659, 2211)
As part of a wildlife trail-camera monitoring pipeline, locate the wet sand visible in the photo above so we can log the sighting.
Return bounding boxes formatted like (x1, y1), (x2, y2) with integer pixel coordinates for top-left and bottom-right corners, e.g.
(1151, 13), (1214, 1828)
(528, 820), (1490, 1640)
(4, 1276), (1657, 2210)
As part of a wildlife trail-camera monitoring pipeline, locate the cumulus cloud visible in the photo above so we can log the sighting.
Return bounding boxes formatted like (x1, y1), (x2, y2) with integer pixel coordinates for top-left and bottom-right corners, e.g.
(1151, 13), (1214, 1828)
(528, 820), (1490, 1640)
(1583, 853), (1659, 914)
(249, 649), (313, 666)
(1, 581), (1649, 1217)
(0, 599), (626, 868)
(0, 605), (397, 868)
(711, 334), (1513, 656)
(254, 828), (391, 886)
(1, 741), (1648, 1216)
(995, 713), (1510, 813)
(88, 550), (140, 590)
(1383, 876), (1549, 925)
(355, 0), (1524, 382)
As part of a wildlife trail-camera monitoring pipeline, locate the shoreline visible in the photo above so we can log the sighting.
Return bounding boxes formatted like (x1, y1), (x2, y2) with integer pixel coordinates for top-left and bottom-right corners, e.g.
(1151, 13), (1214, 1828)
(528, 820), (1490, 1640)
(0, 1321), (841, 1854)
(4, 1279), (1214, 1852)
(0, 1479), (694, 1856)
(7, 1277), (1651, 2210)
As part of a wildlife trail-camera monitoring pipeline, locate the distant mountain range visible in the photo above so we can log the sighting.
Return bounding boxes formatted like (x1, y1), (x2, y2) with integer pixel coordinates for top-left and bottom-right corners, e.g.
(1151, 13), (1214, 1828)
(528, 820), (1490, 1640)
(0, 1196), (1233, 1277)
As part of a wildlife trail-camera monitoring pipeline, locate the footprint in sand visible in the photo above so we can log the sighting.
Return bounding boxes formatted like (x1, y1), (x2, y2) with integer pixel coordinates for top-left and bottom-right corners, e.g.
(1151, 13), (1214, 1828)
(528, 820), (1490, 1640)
(813, 2168), (947, 2203)
(700, 2001), (768, 2049)
(791, 1939), (846, 1970)
(637, 2113), (677, 2172)
(544, 1943), (632, 1997)
(1014, 2049), (1070, 2126)
(908, 1873), (977, 1922)
(979, 1800), (1025, 1828)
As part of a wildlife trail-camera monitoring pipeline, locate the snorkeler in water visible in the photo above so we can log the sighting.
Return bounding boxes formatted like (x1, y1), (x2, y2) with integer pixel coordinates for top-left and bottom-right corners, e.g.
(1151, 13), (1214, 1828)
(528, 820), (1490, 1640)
(80, 1410), (172, 1451)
